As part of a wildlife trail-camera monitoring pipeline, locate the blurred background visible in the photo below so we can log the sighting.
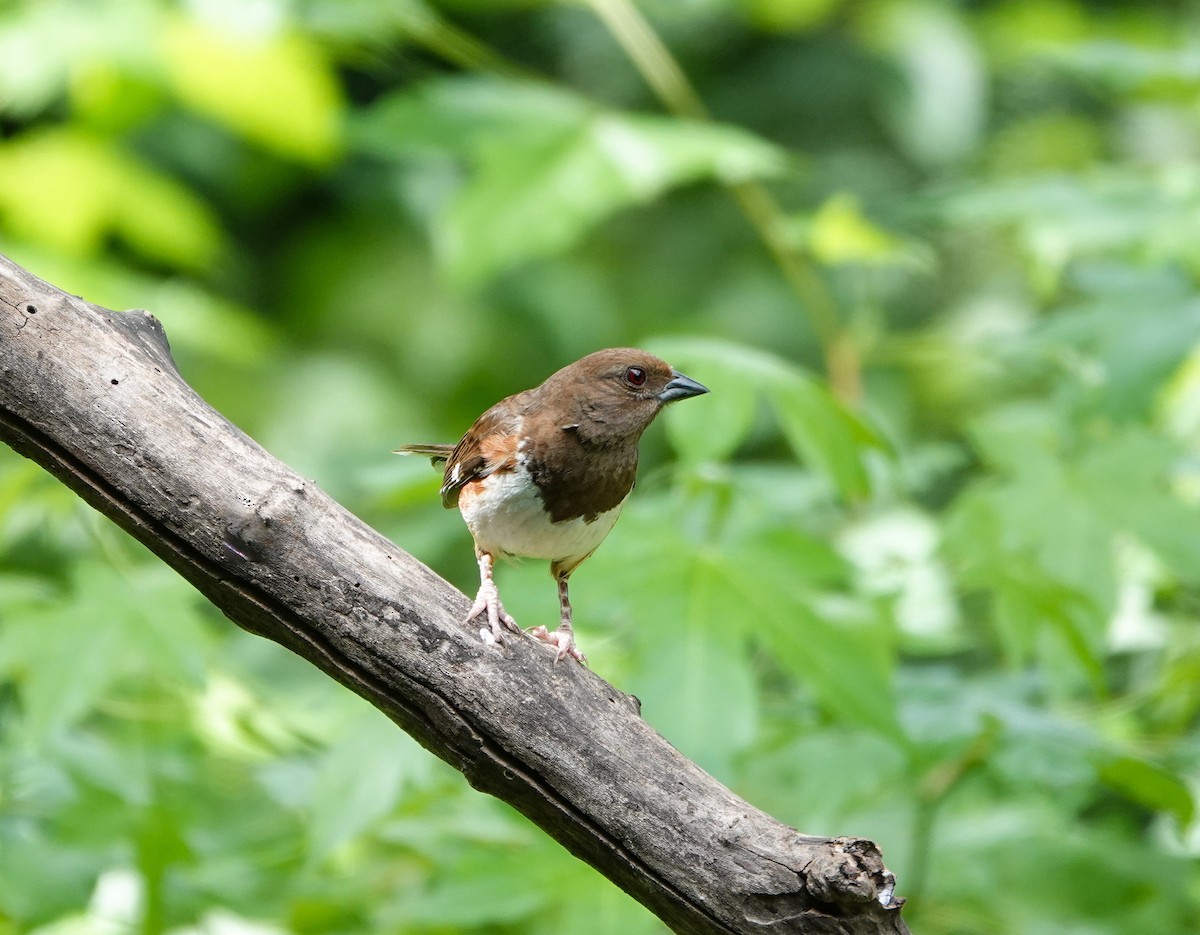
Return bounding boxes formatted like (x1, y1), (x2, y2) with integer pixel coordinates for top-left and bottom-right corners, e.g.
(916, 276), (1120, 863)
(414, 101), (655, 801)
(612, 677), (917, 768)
(3, 0), (1200, 932)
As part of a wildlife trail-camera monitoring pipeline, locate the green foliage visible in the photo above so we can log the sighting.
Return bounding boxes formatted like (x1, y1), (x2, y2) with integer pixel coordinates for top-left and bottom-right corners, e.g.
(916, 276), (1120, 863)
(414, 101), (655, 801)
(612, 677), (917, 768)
(354, 77), (786, 283)
(0, 129), (224, 269)
(160, 18), (342, 165)
(3, 1), (1200, 934)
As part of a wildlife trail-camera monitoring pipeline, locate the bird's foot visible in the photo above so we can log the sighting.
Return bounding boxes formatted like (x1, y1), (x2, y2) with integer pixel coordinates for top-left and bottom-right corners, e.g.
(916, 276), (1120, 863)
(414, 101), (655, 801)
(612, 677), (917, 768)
(527, 624), (586, 664)
(466, 579), (519, 645)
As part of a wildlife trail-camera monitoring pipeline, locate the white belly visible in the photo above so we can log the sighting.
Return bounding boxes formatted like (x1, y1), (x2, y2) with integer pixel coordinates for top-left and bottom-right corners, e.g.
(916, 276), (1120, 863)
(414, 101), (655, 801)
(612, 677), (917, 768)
(460, 467), (624, 567)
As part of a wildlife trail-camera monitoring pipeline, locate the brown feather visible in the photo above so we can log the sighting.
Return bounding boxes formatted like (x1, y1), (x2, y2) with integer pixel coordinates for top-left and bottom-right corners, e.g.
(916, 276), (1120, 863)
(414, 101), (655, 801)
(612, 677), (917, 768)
(398, 347), (705, 520)
(436, 402), (522, 508)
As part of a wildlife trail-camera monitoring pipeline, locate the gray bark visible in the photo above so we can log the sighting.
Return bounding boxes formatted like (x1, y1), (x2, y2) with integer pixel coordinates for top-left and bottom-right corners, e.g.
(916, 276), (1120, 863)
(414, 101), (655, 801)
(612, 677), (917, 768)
(0, 253), (910, 935)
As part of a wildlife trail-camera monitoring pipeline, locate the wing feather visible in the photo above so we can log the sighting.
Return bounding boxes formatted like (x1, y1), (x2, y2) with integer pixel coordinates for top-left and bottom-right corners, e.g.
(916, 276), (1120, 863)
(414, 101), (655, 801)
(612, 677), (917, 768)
(437, 402), (523, 508)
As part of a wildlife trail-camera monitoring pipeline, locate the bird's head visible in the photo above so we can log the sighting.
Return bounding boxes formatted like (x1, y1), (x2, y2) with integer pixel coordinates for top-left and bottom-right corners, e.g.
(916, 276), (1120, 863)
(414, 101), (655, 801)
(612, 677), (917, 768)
(546, 348), (708, 446)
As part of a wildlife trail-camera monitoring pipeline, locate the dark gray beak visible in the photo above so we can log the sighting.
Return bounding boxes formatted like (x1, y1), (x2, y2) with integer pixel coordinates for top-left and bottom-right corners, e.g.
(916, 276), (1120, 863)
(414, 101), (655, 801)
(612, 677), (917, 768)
(658, 370), (709, 403)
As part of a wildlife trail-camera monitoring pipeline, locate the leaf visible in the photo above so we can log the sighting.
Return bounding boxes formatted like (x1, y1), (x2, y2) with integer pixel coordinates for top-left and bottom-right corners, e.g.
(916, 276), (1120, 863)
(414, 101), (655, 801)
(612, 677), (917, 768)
(650, 337), (888, 500)
(1160, 342), (1200, 443)
(744, 729), (908, 830)
(744, 0), (843, 32)
(966, 402), (1062, 476)
(3, 603), (124, 743)
(1038, 287), (1200, 421)
(307, 708), (428, 858)
(549, 867), (664, 935)
(631, 553), (760, 777)
(140, 280), (276, 369)
(1074, 428), (1200, 585)
(0, 0), (158, 119)
(398, 843), (560, 926)
(604, 486), (898, 738)
(993, 563), (1106, 694)
(859, 0), (986, 167)
(160, 17), (341, 164)
(0, 128), (224, 270)
(939, 174), (1200, 296)
(0, 561), (211, 744)
(954, 406), (1118, 613)
(770, 373), (881, 501)
(352, 77), (584, 159)
(353, 77), (787, 283)
(659, 360), (757, 465)
(944, 477), (1112, 695)
(795, 193), (933, 270)
(445, 113), (785, 283)
(1098, 755), (1195, 827)
(726, 535), (901, 737)
(593, 499), (760, 772)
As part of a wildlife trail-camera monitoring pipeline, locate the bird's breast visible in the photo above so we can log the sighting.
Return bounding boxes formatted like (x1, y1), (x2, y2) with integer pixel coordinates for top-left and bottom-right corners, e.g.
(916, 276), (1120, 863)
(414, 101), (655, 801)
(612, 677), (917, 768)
(458, 462), (624, 565)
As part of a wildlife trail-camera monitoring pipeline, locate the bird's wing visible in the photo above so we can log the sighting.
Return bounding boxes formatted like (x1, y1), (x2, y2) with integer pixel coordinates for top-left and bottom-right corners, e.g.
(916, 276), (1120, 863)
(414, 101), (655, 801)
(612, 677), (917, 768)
(438, 402), (523, 509)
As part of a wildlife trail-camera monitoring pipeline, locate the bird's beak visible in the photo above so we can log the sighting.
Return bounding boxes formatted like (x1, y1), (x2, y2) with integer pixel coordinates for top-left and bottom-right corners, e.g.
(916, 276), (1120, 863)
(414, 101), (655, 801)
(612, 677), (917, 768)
(658, 370), (709, 403)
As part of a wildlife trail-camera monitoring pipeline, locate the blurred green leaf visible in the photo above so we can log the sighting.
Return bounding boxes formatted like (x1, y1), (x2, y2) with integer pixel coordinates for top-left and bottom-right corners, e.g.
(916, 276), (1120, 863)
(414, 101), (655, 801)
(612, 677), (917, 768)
(660, 364), (757, 465)
(632, 556), (760, 777)
(1075, 428), (1200, 585)
(653, 337), (887, 499)
(1098, 754), (1195, 828)
(728, 532), (900, 736)
(397, 844), (554, 926)
(769, 375), (880, 502)
(0, 0), (158, 119)
(595, 505), (758, 773)
(1055, 40), (1200, 93)
(308, 709), (429, 858)
(353, 77), (584, 159)
(940, 172), (1200, 294)
(952, 406), (1117, 608)
(0, 560), (208, 744)
(0, 595), (125, 743)
(546, 867), (665, 935)
(0, 128), (223, 270)
(744, 0), (843, 33)
(859, 0), (986, 166)
(600, 485), (898, 739)
(450, 112), (784, 283)
(355, 78), (786, 283)
(160, 17), (342, 164)
(993, 562), (1106, 693)
(792, 193), (934, 270)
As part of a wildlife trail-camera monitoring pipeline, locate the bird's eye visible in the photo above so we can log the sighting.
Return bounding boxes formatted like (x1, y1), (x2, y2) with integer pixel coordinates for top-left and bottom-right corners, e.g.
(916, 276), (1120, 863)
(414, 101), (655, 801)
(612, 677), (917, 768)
(625, 367), (647, 387)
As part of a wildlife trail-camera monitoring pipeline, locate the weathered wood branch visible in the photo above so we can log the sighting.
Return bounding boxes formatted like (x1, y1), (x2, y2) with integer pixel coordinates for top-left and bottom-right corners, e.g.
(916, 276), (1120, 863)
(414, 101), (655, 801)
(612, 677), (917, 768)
(0, 253), (909, 935)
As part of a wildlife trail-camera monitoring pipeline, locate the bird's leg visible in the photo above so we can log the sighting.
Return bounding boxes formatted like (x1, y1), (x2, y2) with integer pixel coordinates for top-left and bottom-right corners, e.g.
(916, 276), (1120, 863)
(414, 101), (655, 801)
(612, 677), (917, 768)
(465, 550), (519, 643)
(528, 568), (586, 663)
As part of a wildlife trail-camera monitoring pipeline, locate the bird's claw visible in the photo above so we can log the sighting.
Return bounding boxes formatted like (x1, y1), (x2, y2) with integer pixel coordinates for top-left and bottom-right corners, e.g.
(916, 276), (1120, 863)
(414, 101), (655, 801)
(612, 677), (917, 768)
(527, 624), (587, 664)
(466, 579), (519, 645)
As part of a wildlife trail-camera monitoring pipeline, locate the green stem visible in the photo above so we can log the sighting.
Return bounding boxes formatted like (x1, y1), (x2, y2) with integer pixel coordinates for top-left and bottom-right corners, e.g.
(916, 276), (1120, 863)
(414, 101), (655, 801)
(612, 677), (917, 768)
(585, 0), (853, 398)
(400, 0), (856, 396)
(399, 7), (533, 78)
(907, 725), (998, 904)
(586, 0), (709, 120)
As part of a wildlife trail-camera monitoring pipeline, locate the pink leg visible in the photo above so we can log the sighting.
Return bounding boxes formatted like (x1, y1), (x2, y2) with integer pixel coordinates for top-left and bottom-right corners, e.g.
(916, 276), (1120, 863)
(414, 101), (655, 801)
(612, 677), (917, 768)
(528, 571), (586, 663)
(465, 550), (518, 643)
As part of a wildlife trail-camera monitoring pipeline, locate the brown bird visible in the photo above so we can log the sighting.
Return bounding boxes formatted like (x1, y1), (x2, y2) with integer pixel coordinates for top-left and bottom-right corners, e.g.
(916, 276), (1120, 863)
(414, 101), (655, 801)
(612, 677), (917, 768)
(396, 348), (708, 662)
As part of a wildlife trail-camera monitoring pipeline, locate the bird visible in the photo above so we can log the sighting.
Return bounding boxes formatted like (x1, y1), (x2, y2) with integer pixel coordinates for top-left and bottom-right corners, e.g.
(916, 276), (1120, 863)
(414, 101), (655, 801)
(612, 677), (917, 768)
(395, 348), (708, 662)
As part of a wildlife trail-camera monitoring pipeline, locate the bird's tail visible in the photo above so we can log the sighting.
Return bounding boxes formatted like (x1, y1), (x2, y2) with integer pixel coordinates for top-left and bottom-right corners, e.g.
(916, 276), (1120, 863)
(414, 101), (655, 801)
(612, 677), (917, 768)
(393, 443), (454, 467)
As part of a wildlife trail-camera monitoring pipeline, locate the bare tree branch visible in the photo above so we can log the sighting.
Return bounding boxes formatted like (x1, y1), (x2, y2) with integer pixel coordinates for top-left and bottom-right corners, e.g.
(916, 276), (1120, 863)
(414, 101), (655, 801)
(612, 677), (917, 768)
(0, 253), (909, 935)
